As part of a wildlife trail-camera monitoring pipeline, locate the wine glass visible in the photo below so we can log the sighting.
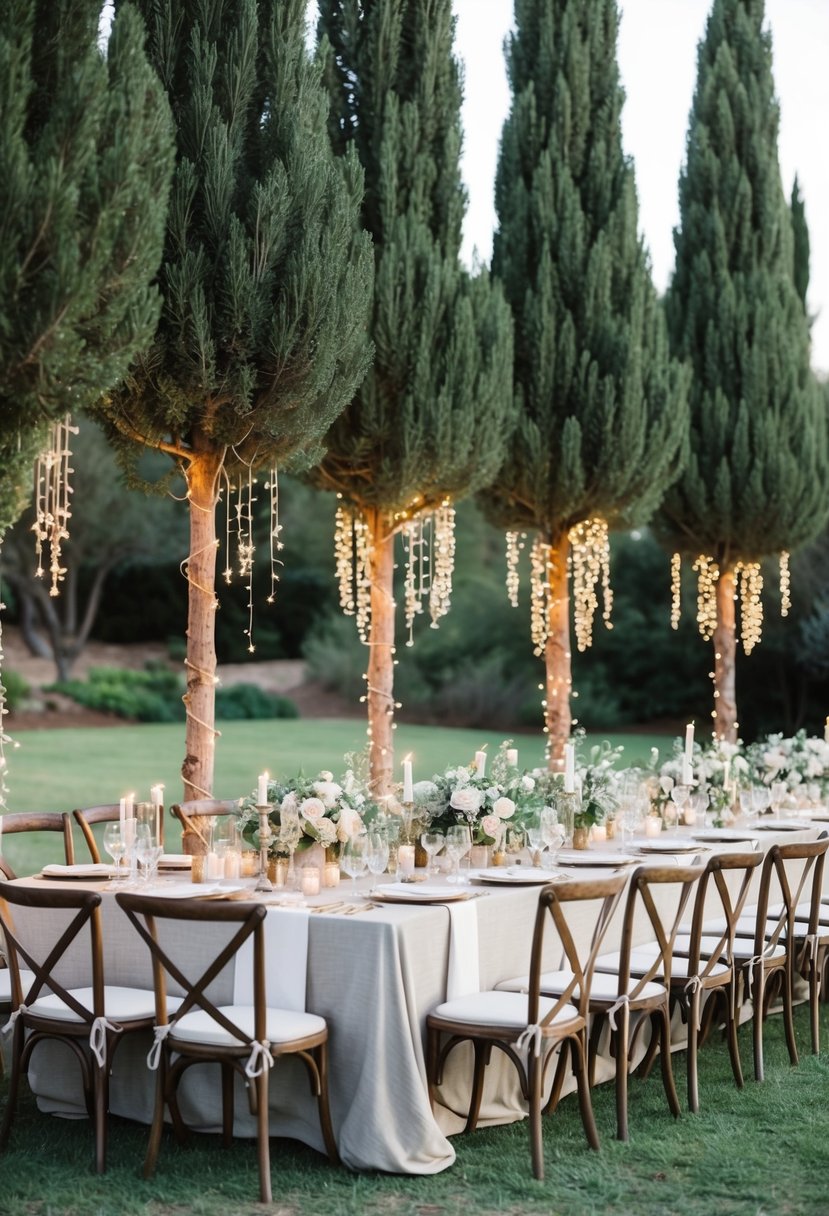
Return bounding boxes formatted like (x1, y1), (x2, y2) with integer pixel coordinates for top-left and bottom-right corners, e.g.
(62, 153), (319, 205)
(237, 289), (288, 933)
(669, 784), (690, 834)
(738, 786), (759, 829)
(770, 780), (789, 818)
(445, 824), (472, 884)
(753, 785), (771, 819)
(103, 824), (126, 887)
(525, 812), (544, 866)
(617, 798), (640, 849)
(540, 808), (565, 868)
(366, 830), (390, 880)
(279, 807), (302, 888)
(420, 831), (445, 877)
(135, 826), (160, 886)
(340, 833), (368, 894)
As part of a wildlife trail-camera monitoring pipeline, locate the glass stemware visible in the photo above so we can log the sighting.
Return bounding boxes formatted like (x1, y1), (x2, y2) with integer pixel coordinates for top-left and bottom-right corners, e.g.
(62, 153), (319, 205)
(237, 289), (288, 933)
(278, 808), (302, 888)
(770, 780), (789, 818)
(525, 812), (544, 866)
(135, 826), (161, 886)
(103, 824), (126, 887)
(340, 833), (369, 894)
(540, 808), (565, 868)
(421, 831), (445, 876)
(738, 786), (760, 828)
(669, 784), (690, 834)
(445, 823), (472, 884)
(366, 830), (390, 880)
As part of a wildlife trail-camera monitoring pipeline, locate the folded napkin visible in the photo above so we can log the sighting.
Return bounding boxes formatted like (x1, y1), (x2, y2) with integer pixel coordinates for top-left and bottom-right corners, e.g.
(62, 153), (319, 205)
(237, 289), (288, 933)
(41, 863), (114, 878)
(445, 899), (480, 1000)
(233, 906), (310, 1012)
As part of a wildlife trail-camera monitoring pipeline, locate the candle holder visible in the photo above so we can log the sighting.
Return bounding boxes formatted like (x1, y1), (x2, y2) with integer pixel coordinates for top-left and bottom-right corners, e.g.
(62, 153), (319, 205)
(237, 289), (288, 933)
(401, 801), (415, 845)
(254, 803), (273, 893)
(555, 791), (580, 848)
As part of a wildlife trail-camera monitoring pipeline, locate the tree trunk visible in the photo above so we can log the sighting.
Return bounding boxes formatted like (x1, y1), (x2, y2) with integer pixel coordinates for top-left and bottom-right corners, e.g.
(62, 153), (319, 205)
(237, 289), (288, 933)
(714, 568), (737, 742)
(366, 508), (396, 797)
(545, 532), (572, 771)
(181, 443), (224, 809)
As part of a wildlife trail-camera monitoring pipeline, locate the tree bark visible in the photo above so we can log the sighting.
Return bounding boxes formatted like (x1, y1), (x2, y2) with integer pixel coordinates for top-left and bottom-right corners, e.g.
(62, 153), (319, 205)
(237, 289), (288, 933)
(545, 532), (572, 771)
(714, 568), (737, 742)
(366, 508), (396, 797)
(181, 442), (224, 811)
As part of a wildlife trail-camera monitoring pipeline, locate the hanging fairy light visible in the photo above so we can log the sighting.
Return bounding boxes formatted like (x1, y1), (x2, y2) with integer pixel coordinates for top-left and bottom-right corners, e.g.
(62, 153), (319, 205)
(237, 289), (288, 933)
(428, 501), (455, 627)
(735, 560), (763, 654)
(568, 517), (612, 652)
(265, 466), (283, 604)
(529, 535), (552, 656)
(670, 552), (682, 630)
(779, 550), (791, 617)
(353, 510), (371, 643)
(32, 414), (77, 596)
(692, 555), (719, 641)
(402, 517), (425, 645)
(334, 501), (356, 614)
(505, 530), (526, 607)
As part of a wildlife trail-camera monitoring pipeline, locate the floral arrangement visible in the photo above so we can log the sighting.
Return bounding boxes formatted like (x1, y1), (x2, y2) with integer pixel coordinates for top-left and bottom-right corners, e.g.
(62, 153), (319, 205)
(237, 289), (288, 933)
(646, 738), (744, 826)
(528, 736), (623, 829)
(412, 741), (539, 845)
(237, 760), (375, 858)
(745, 730), (829, 800)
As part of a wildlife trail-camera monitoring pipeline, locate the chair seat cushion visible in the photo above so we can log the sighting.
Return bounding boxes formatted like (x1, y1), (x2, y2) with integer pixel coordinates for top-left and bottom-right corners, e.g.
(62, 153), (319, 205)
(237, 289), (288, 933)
(770, 901), (829, 927)
(431, 990), (578, 1032)
(594, 947), (727, 981)
(28, 985), (171, 1024)
(0, 970), (35, 1003)
(495, 969), (666, 1004)
(171, 1005), (326, 1048)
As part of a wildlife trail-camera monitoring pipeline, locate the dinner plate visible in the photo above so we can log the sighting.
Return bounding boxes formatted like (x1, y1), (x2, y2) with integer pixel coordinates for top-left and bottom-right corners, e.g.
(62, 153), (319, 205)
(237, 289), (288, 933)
(630, 838), (705, 853)
(158, 853), (192, 869)
(554, 851), (636, 867)
(151, 882), (246, 900)
(753, 818), (813, 831)
(691, 828), (759, 843)
(40, 863), (115, 880)
(370, 883), (472, 903)
(469, 867), (555, 885)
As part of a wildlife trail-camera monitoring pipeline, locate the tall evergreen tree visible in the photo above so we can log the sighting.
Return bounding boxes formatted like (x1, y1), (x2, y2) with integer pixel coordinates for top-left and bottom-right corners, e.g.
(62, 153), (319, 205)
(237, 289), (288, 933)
(790, 175), (810, 315)
(96, 0), (373, 803)
(661, 0), (828, 742)
(489, 0), (688, 764)
(313, 0), (515, 793)
(0, 0), (174, 534)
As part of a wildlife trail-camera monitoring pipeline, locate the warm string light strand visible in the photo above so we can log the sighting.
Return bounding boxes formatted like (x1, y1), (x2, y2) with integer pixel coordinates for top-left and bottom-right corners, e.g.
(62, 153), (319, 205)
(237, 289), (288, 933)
(568, 518), (613, 652)
(692, 555), (719, 641)
(670, 552), (682, 629)
(735, 560), (763, 654)
(505, 531), (526, 607)
(779, 550), (791, 616)
(428, 502), (455, 628)
(181, 486), (222, 799)
(529, 535), (552, 656)
(32, 414), (77, 596)
(221, 463), (284, 652)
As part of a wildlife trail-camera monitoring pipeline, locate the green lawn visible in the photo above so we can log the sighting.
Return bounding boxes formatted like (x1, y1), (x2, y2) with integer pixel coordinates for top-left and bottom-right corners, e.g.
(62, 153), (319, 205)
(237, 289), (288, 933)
(1, 720), (670, 875)
(1, 1003), (827, 1215)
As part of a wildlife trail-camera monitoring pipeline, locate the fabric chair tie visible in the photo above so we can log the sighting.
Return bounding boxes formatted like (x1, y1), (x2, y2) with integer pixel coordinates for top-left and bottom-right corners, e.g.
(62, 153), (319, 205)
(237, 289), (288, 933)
(743, 955), (765, 1001)
(89, 1015), (121, 1067)
(1, 1004), (27, 1036)
(607, 993), (630, 1031)
(147, 1022), (173, 1071)
(804, 932), (822, 965)
(684, 974), (704, 1030)
(245, 1039), (274, 1079)
(516, 1023), (543, 1058)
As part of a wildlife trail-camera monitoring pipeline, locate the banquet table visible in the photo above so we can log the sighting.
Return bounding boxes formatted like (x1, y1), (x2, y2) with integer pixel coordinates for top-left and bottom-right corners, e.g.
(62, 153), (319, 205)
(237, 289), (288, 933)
(7, 821), (826, 1175)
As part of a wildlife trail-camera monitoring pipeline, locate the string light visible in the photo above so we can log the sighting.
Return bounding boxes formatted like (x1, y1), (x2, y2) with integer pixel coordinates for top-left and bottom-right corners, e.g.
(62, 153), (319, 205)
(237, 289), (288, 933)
(692, 554), (719, 641)
(735, 560), (763, 654)
(334, 503), (356, 614)
(31, 414), (77, 596)
(779, 550), (791, 617)
(670, 552), (682, 630)
(428, 501), (455, 627)
(265, 465), (283, 604)
(505, 530), (525, 607)
(568, 517), (612, 652)
(530, 535), (552, 656)
(402, 517), (425, 645)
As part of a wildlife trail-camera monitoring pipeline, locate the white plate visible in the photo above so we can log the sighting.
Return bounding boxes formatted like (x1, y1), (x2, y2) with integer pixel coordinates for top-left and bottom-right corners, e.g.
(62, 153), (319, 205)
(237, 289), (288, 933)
(692, 829), (759, 843)
(151, 882), (246, 899)
(158, 854), (192, 869)
(753, 819), (813, 831)
(469, 867), (554, 885)
(630, 838), (705, 853)
(40, 863), (115, 880)
(555, 851), (636, 867)
(371, 883), (472, 903)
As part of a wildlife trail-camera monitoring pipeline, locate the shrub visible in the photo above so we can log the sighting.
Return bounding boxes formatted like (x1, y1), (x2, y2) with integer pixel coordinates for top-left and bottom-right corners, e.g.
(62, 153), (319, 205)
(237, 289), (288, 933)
(1, 669), (30, 713)
(215, 683), (298, 720)
(47, 666), (185, 723)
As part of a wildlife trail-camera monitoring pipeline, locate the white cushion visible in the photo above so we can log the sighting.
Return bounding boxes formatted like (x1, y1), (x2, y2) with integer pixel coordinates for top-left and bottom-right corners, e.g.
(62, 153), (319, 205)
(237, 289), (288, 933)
(770, 901), (829, 926)
(731, 939), (786, 962)
(431, 990), (578, 1031)
(495, 969), (667, 1004)
(171, 1005), (326, 1048)
(0, 970), (35, 1003)
(27, 986), (179, 1024)
(594, 946), (727, 982)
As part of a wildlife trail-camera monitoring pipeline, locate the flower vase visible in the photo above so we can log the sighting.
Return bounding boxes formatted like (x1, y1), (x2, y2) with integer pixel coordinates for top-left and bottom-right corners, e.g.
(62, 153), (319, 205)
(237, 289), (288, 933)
(605, 815), (617, 840)
(572, 826), (590, 850)
(469, 844), (490, 870)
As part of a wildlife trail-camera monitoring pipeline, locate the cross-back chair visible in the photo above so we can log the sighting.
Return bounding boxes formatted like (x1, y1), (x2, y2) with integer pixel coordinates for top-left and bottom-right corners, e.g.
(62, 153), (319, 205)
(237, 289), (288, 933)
(0, 881), (160, 1173)
(169, 799), (239, 853)
(73, 803), (166, 863)
(0, 811), (75, 879)
(427, 875), (628, 1180)
(116, 892), (338, 1204)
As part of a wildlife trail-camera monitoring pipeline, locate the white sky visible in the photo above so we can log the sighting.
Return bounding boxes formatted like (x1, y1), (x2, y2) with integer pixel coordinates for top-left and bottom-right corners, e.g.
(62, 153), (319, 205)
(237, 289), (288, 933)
(454, 0), (829, 373)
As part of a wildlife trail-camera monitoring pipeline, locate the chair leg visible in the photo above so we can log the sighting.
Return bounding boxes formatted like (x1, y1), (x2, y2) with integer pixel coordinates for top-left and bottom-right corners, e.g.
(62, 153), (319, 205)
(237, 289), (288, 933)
(255, 1072), (272, 1205)
(425, 1027), (440, 1112)
(782, 962), (799, 1067)
(614, 1005), (630, 1142)
(221, 1063), (235, 1147)
(0, 1022), (24, 1152)
(527, 1048), (545, 1180)
(93, 1054), (109, 1175)
(144, 1059), (166, 1180)
(753, 966), (766, 1082)
(572, 1032), (600, 1152)
(315, 1042), (339, 1165)
(465, 1040), (489, 1134)
(687, 992), (700, 1115)
(810, 951), (822, 1055)
(658, 1006), (681, 1120)
(543, 1040), (570, 1115)
(725, 984), (744, 1090)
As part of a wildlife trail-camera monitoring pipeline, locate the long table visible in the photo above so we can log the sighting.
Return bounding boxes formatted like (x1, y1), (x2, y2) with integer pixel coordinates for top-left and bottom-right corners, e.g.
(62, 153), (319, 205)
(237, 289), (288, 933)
(8, 823), (825, 1174)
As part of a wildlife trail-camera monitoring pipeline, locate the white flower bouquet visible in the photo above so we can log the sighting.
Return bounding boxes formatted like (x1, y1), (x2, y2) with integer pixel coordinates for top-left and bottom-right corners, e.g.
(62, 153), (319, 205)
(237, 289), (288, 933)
(237, 764), (376, 858)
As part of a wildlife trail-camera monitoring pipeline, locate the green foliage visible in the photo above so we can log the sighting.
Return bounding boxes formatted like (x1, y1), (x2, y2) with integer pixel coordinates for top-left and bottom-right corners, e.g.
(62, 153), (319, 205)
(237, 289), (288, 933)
(790, 175), (810, 314)
(660, 0), (829, 565)
(214, 683), (298, 721)
(98, 0), (373, 481)
(487, 0), (688, 539)
(0, 669), (29, 712)
(0, 0), (174, 534)
(312, 0), (515, 515)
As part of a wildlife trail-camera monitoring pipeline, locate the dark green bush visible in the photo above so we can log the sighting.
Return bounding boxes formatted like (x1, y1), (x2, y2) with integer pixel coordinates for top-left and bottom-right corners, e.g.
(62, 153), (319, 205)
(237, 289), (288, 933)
(47, 666), (185, 723)
(2, 669), (30, 713)
(215, 683), (298, 720)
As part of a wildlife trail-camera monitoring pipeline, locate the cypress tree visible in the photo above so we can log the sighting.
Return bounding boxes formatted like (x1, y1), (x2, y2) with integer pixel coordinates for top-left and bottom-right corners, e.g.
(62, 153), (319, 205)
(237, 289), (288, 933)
(661, 0), (828, 742)
(790, 175), (810, 315)
(96, 0), (374, 803)
(313, 0), (515, 793)
(489, 0), (688, 764)
(0, 0), (174, 534)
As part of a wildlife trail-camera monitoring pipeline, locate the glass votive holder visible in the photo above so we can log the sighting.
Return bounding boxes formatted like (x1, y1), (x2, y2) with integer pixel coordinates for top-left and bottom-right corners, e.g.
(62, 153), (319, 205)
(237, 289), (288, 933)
(300, 866), (321, 897)
(240, 850), (258, 878)
(323, 861), (340, 888)
(644, 815), (663, 837)
(591, 823), (607, 844)
(205, 851), (224, 881)
(268, 858), (289, 888)
(191, 854), (206, 883)
(398, 844), (415, 879)
(223, 848), (241, 881)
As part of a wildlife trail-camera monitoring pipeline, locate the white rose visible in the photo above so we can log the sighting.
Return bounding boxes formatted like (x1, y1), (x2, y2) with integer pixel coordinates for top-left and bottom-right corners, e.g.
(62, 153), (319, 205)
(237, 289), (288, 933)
(319, 770), (334, 782)
(299, 797), (326, 822)
(281, 791), (298, 814)
(493, 796), (515, 819)
(450, 787), (485, 814)
(481, 815), (501, 840)
(659, 776), (675, 795)
(521, 775), (535, 792)
(413, 780), (439, 801)
(336, 807), (364, 842)
(316, 818), (338, 846)
(485, 786), (501, 803)
(313, 780), (343, 808)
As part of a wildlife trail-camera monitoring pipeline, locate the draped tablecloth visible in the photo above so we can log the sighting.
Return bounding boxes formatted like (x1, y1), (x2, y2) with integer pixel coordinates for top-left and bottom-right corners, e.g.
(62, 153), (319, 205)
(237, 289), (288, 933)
(7, 823), (824, 1174)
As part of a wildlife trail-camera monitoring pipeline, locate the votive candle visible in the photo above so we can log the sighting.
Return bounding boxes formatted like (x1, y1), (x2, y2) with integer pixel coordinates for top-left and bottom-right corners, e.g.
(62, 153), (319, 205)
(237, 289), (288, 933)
(301, 866), (321, 897)
(257, 772), (269, 805)
(323, 861), (341, 888)
(644, 816), (662, 837)
(402, 755), (414, 803)
(475, 749), (487, 778)
(398, 844), (415, 877)
(591, 823), (607, 844)
(206, 852), (223, 880)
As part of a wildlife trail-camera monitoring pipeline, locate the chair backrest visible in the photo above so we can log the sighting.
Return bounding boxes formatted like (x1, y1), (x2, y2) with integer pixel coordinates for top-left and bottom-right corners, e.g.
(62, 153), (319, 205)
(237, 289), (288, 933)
(0, 881), (103, 1019)
(526, 875), (628, 1030)
(752, 836), (829, 957)
(170, 799), (240, 851)
(615, 865), (701, 999)
(73, 803), (166, 863)
(684, 850), (764, 979)
(0, 811), (75, 878)
(116, 892), (267, 1050)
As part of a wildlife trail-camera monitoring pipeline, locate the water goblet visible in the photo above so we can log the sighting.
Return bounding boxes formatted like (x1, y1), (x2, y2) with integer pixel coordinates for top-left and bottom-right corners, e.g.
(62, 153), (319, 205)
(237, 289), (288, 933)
(525, 812), (544, 866)
(134, 825), (159, 885)
(688, 789), (709, 828)
(738, 786), (759, 829)
(753, 785), (771, 819)
(445, 824), (472, 884)
(616, 797), (640, 849)
(540, 808), (565, 868)
(103, 823), (126, 887)
(421, 831), (445, 876)
(366, 830), (390, 880)
(770, 780), (789, 818)
(669, 785), (690, 835)
(340, 832), (369, 895)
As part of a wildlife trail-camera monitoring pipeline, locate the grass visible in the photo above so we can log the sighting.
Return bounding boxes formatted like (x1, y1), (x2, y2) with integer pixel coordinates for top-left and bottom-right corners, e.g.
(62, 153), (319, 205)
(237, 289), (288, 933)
(1, 1004), (828, 1215)
(1, 721), (670, 876)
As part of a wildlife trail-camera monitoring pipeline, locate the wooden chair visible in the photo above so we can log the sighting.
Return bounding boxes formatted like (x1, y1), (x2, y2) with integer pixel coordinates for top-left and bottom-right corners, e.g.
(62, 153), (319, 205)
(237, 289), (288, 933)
(115, 892), (338, 1204)
(0, 882), (160, 1173)
(73, 803), (166, 863)
(169, 799), (239, 853)
(588, 864), (701, 1140)
(426, 875), (628, 1180)
(0, 811), (75, 878)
